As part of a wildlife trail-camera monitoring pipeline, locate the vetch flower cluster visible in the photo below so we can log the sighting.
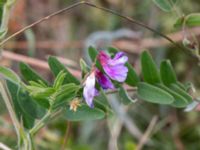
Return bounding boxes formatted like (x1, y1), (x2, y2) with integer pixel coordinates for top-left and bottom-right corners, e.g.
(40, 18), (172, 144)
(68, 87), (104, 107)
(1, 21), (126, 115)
(83, 51), (128, 108)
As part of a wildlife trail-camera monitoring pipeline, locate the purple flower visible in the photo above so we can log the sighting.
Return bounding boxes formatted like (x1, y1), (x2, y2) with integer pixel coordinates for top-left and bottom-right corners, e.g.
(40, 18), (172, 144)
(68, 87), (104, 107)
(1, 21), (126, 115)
(83, 71), (96, 108)
(95, 69), (115, 90)
(98, 51), (128, 82)
(83, 68), (115, 108)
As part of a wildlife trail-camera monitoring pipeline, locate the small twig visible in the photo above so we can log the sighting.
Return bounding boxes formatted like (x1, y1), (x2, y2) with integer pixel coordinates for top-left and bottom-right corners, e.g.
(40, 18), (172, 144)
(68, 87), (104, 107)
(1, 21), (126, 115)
(0, 142), (12, 150)
(83, 2), (179, 48)
(136, 116), (158, 150)
(0, 1), (84, 46)
(61, 122), (71, 150)
(0, 1), (178, 49)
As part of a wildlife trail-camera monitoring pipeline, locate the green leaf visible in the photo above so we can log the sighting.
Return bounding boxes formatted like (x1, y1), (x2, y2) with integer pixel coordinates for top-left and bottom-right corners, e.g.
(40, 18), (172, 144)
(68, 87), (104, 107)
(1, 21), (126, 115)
(88, 46), (102, 69)
(94, 89), (113, 117)
(29, 80), (47, 88)
(176, 82), (187, 91)
(93, 100), (113, 118)
(141, 51), (161, 84)
(88, 46), (98, 62)
(125, 63), (140, 86)
(17, 89), (46, 119)
(64, 105), (105, 121)
(22, 113), (35, 129)
(0, 66), (20, 84)
(157, 84), (188, 108)
(26, 86), (55, 99)
(6, 81), (23, 119)
(152, 0), (178, 12)
(107, 47), (119, 55)
(53, 71), (66, 89)
(48, 56), (80, 85)
(174, 13), (200, 28)
(80, 58), (90, 78)
(52, 84), (80, 109)
(32, 98), (50, 109)
(119, 85), (135, 105)
(137, 82), (174, 104)
(6, 81), (35, 129)
(169, 84), (193, 103)
(19, 62), (48, 85)
(160, 60), (177, 86)
(98, 88), (111, 106)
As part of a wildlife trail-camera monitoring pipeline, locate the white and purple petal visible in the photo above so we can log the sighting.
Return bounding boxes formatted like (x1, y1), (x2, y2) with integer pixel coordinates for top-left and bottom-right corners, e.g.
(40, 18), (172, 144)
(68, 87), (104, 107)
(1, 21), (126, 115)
(83, 72), (96, 108)
(109, 52), (128, 66)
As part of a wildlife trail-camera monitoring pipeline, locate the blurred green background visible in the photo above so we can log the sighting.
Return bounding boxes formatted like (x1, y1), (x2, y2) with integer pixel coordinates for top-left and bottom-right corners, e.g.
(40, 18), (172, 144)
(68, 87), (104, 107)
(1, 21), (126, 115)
(1, 0), (200, 150)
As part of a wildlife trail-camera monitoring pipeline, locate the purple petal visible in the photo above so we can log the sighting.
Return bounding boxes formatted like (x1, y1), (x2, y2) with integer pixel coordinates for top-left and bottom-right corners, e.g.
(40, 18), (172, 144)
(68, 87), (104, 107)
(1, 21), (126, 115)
(98, 51), (129, 82)
(104, 65), (128, 82)
(83, 72), (96, 108)
(95, 69), (115, 89)
(110, 52), (128, 65)
(98, 51), (109, 66)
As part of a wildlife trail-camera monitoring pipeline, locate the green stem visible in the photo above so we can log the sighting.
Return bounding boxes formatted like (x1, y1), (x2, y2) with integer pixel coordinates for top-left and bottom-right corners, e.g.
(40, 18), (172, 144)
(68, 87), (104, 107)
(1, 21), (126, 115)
(0, 80), (20, 140)
(0, 0), (16, 55)
(18, 132), (35, 150)
(29, 110), (52, 136)
(0, 0), (16, 40)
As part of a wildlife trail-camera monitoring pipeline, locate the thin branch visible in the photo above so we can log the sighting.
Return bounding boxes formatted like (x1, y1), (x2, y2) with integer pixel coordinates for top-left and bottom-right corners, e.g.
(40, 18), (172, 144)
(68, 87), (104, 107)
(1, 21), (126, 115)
(61, 122), (71, 150)
(0, 1), (84, 46)
(136, 116), (158, 150)
(83, 2), (179, 48)
(0, 1), (179, 49)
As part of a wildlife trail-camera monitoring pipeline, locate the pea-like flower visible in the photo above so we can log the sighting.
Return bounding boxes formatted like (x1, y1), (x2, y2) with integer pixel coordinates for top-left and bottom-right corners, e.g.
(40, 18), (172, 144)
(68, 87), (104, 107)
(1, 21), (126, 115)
(98, 51), (128, 82)
(83, 51), (128, 108)
(83, 68), (115, 108)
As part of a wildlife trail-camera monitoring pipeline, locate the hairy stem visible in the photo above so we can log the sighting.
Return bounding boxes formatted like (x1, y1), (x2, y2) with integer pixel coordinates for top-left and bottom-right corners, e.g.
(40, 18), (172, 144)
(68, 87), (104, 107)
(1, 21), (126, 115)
(29, 110), (52, 136)
(0, 80), (20, 139)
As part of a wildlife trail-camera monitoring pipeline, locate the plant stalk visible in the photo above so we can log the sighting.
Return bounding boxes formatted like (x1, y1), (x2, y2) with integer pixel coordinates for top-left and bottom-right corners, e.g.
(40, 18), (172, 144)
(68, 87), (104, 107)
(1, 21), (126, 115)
(29, 110), (52, 136)
(0, 80), (20, 139)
